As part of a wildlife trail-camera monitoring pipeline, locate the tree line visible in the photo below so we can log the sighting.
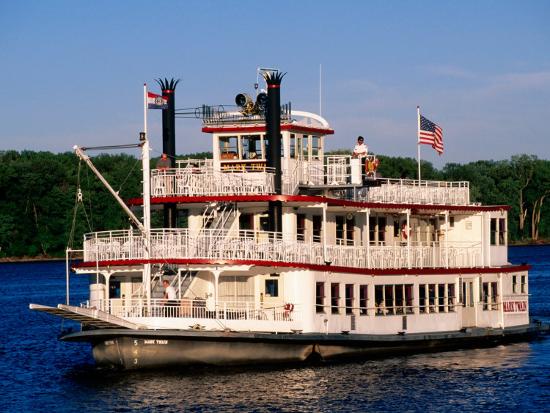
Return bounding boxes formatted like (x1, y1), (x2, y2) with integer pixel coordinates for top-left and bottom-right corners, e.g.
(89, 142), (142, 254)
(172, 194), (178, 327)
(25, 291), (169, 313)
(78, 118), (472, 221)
(0, 150), (548, 258)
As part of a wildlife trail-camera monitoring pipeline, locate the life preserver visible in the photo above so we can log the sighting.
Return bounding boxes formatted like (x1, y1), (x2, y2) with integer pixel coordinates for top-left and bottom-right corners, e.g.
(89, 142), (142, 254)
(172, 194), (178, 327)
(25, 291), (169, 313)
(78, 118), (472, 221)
(365, 158), (380, 175)
(284, 303), (294, 312)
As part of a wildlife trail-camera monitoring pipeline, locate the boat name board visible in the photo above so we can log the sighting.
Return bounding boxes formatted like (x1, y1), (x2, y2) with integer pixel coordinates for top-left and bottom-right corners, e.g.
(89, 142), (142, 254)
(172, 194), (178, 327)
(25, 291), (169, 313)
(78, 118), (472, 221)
(503, 301), (527, 313)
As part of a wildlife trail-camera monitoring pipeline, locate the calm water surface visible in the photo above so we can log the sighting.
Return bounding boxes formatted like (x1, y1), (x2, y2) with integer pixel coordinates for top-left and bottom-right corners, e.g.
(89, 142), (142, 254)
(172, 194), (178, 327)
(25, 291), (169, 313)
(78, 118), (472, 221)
(1, 246), (549, 412)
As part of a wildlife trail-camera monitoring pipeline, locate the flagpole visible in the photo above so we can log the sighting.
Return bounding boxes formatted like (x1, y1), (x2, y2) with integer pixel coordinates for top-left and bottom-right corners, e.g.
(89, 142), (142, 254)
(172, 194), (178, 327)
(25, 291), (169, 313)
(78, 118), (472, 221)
(142, 83), (152, 311)
(417, 106), (421, 183)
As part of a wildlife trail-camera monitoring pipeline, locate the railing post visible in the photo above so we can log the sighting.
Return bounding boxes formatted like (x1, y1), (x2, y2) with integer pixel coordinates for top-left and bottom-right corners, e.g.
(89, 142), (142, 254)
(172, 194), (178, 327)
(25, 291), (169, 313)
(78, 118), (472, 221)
(445, 210), (449, 269)
(406, 209), (411, 269)
(366, 208), (371, 268)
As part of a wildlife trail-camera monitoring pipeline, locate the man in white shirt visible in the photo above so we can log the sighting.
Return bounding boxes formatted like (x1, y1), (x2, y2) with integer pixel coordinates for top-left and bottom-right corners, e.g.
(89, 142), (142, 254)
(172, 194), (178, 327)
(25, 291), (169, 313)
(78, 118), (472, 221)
(352, 136), (368, 158)
(163, 280), (178, 316)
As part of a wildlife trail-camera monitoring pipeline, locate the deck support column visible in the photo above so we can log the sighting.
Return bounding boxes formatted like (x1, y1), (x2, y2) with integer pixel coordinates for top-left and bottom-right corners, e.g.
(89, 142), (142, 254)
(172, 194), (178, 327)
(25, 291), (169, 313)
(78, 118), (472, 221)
(212, 268), (221, 318)
(322, 203), (328, 263)
(406, 209), (411, 269)
(445, 210), (449, 269)
(366, 209), (371, 268)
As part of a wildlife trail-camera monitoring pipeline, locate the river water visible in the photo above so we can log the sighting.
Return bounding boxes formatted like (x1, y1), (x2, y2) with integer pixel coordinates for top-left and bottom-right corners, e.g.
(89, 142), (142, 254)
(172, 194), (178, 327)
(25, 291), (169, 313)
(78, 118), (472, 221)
(1, 246), (549, 412)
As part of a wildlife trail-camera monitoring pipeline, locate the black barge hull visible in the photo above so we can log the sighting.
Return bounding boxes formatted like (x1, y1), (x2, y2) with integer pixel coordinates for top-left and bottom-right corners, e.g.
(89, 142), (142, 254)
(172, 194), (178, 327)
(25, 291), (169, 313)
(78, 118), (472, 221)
(61, 323), (549, 369)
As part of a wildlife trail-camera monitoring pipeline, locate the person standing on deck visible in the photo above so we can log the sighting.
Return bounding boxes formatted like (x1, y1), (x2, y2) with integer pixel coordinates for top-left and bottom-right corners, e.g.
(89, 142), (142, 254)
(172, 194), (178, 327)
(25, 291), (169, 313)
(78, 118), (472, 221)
(163, 280), (178, 316)
(156, 153), (170, 170)
(352, 136), (368, 159)
(352, 136), (368, 181)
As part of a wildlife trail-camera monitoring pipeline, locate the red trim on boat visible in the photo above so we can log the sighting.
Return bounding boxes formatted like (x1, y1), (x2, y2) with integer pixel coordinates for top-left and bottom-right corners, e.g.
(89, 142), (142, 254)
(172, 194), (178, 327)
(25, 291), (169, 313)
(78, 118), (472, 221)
(74, 258), (529, 276)
(126, 193), (511, 212)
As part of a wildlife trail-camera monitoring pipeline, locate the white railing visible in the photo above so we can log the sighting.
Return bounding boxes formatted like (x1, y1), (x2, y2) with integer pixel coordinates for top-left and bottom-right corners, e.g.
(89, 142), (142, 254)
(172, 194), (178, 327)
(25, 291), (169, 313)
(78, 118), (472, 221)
(84, 298), (299, 322)
(83, 229), (482, 269)
(364, 179), (470, 205)
(152, 158), (470, 205)
(151, 165), (275, 197)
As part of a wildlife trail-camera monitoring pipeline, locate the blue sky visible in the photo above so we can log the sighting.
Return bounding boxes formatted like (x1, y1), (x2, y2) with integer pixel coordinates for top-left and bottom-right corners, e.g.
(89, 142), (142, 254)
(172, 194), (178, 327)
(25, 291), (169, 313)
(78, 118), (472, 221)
(1, 0), (549, 166)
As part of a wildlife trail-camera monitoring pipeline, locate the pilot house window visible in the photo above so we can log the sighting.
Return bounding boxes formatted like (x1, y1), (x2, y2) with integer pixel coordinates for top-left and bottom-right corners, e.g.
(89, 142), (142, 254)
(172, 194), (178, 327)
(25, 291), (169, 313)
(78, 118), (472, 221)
(219, 136), (239, 160)
(241, 135), (263, 160)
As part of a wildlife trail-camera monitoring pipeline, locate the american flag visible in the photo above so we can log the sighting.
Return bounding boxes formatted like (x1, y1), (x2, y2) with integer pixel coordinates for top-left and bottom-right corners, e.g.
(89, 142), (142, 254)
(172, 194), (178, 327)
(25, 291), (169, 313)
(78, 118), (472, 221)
(418, 114), (444, 155)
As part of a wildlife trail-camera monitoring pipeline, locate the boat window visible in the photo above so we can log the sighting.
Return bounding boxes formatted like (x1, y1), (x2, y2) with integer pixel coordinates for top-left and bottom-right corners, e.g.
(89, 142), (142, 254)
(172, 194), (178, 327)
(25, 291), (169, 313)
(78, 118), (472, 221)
(241, 134), (263, 160)
(265, 279), (279, 297)
(259, 215), (270, 232)
(438, 284), (446, 312)
(490, 218), (497, 245)
(345, 284), (354, 315)
(375, 284), (414, 316)
(177, 209), (188, 228)
(316, 282), (325, 313)
(336, 215), (354, 245)
(482, 281), (498, 311)
(521, 275), (527, 294)
(109, 279), (121, 299)
(311, 136), (320, 160)
(447, 284), (456, 312)
(420, 283), (455, 313)
(359, 285), (368, 315)
(499, 218), (506, 245)
(419, 284), (427, 313)
(384, 285), (394, 315)
(395, 284), (404, 314)
(239, 213), (254, 232)
(219, 136), (239, 160)
(346, 216), (355, 245)
(428, 284), (436, 312)
(220, 276), (254, 301)
(312, 215), (322, 243)
(331, 283), (340, 314)
(375, 285), (384, 315)
(512, 275), (517, 294)
(290, 134), (296, 159)
(369, 216), (386, 245)
(297, 214), (306, 241)
(302, 135), (309, 160)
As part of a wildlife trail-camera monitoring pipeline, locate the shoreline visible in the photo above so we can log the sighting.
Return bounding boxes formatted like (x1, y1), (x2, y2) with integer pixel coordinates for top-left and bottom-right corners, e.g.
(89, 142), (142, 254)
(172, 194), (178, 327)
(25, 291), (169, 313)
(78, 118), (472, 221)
(0, 256), (67, 264)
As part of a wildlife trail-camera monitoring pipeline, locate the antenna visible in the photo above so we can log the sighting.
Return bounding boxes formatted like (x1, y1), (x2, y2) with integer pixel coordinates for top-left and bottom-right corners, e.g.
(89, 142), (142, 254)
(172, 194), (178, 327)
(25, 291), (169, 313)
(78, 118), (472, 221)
(319, 64), (322, 116)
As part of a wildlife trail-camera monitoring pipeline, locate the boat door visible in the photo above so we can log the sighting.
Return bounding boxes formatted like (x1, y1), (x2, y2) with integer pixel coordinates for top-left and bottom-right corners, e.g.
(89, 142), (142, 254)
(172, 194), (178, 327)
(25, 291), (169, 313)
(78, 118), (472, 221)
(461, 278), (476, 327)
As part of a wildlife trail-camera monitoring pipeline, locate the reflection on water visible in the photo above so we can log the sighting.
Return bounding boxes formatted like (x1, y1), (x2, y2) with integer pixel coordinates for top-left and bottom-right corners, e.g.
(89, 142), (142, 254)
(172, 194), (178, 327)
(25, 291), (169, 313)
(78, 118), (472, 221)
(54, 342), (548, 412)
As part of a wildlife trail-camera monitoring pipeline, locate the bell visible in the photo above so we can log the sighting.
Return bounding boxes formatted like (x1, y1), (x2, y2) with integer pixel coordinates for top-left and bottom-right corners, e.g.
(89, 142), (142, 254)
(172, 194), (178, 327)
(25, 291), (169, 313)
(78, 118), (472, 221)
(235, 93), (253, 107)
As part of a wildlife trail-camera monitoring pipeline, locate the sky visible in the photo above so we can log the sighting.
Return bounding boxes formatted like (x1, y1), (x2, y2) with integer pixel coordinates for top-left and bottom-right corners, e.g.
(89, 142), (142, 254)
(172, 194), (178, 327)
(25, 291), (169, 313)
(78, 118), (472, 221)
(1, 0), (549, 166)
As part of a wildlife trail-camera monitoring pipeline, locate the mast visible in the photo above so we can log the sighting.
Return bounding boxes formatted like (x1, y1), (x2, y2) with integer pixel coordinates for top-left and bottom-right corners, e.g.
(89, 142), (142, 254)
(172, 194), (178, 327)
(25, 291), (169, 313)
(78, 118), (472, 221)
(142, 84), (152, 308)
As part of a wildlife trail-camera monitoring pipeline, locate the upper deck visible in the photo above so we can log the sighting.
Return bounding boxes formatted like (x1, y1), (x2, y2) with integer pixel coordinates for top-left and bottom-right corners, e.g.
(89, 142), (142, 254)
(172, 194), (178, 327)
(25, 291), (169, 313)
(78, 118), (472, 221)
(149, 158), (470, 206)
(146, 108), (471, 207)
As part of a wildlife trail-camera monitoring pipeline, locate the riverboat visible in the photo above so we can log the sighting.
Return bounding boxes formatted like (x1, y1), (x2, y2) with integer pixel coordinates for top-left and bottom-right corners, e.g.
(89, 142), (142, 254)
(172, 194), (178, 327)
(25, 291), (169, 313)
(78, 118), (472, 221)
(31, 71), (547, 369)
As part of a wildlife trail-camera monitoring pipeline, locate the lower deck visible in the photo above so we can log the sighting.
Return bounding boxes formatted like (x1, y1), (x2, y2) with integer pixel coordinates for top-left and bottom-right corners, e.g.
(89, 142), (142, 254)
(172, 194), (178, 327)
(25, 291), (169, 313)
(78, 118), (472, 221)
(78, 264), (530, 335)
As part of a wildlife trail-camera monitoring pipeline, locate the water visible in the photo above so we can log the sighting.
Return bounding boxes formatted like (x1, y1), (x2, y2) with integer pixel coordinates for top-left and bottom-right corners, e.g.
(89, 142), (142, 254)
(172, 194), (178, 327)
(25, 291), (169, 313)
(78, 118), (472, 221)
(1, 246), (549, 412)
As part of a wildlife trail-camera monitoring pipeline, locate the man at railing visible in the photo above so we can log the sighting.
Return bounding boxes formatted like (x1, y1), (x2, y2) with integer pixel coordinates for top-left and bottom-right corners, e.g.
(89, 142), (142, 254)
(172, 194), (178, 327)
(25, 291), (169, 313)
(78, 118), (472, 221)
(156, 153), (170, 170)
(352, 136), (368, 159)
(163, 280), (178, 316)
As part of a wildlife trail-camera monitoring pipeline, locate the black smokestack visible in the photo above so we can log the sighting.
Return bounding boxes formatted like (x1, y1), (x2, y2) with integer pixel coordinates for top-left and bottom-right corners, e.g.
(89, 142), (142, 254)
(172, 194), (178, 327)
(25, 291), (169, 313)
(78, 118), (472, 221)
(264, 71), (285, 194)
(264, 71), (285, 234)
(156, 78), (180, 228)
